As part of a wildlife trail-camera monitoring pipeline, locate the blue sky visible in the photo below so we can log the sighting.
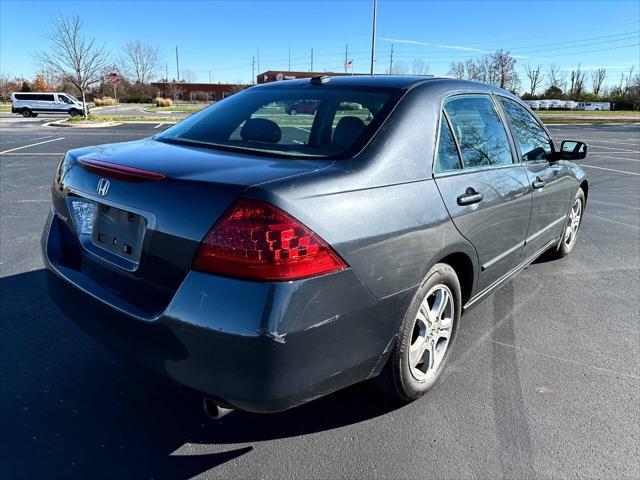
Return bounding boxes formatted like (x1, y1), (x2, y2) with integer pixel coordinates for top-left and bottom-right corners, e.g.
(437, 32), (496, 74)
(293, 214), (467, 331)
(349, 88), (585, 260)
(1, 0), (639, 88)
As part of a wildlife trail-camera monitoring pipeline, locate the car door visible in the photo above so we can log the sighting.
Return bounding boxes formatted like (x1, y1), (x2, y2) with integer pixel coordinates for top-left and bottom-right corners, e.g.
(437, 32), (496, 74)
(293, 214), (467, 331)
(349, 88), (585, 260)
(54, 94), (65, 112)
(43, 94), (57, 113)
(434, 94), (532, 292)
(497, 96), (575, 258)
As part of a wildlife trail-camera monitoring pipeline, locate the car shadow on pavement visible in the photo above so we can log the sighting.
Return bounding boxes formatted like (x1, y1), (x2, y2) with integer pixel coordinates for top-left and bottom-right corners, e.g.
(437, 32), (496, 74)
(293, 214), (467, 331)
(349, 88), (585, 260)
(0, 269), (405, 479)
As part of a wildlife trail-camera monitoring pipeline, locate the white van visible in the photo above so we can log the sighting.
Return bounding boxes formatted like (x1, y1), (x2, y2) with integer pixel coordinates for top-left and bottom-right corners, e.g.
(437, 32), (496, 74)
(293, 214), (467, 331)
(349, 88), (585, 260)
(11, 92), (88, 118)
(581, 102), (611, 111)
(538, 100), (551, 110)
(550, 99), (564, 109)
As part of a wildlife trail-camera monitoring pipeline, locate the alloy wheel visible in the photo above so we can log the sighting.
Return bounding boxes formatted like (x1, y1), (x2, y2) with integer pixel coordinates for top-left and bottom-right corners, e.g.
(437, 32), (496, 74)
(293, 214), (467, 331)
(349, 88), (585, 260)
(564, 198), (582, 247)
(408, 285), (454, 381)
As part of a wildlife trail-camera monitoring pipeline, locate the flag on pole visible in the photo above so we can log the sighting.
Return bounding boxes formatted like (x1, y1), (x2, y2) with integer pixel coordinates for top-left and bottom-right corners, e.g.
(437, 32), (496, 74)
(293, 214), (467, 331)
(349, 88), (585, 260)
(344, 59), (353, 70)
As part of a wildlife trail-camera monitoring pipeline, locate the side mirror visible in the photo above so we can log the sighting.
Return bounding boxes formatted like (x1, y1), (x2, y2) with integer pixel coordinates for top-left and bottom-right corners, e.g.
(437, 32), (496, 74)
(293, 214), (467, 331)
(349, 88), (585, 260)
(559, 140), (588, 160)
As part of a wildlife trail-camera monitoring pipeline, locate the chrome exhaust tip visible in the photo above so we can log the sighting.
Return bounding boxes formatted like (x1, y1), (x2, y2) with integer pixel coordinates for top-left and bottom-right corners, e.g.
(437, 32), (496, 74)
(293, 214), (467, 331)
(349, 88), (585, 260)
(202, 397), (234, 420)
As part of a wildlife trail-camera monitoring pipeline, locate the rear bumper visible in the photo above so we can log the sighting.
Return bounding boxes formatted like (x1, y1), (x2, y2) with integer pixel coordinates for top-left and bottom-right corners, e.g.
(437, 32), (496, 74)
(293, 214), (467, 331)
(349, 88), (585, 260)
(42, 210), (412, 413)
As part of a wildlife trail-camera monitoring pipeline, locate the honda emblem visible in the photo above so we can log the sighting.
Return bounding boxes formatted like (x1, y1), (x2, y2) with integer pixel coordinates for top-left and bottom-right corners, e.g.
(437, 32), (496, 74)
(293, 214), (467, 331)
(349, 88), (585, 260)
(97, 178), (110, 196)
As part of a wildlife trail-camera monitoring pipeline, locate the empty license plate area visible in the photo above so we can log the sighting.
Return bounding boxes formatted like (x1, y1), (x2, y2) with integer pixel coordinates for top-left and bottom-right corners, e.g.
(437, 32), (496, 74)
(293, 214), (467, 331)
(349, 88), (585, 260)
(91, 203), (146, 263)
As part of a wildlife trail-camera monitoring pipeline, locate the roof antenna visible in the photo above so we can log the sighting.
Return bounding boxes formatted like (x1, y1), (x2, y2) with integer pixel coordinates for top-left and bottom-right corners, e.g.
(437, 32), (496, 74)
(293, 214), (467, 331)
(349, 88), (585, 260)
(310, 75), (331, 85)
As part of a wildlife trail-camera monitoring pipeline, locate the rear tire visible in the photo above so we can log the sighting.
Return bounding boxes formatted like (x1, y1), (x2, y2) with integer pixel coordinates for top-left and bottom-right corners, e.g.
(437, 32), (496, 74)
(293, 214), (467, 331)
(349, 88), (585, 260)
(551, 188), (585, 259)
(289, 109), (298, 116)
(21, 109), (32, 118)
(373, 263), (461, 401)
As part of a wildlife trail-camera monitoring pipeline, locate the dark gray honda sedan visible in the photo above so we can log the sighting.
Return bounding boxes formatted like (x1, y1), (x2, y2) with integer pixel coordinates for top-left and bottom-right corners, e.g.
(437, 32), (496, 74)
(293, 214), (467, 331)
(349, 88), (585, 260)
(42, 76), (588, 417)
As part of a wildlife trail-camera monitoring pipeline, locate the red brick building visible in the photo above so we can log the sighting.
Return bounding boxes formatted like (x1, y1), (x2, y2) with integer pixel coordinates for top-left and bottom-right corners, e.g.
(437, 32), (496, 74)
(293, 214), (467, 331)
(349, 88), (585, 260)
(257, 71), (346, 84)
(151, 82), (249, 101)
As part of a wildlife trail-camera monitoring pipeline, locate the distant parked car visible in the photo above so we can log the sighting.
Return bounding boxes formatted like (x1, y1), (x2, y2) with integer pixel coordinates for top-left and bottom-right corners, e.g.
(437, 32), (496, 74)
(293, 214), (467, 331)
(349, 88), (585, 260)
(538, 100), (551, 110)
(580, 102), (610, 111)
(285, 99), (319, 115)
(525, 100), (540, 109)
(11, 92), (88, 118)
(43, 76), (589, 417)
(550, 99), (564, 109)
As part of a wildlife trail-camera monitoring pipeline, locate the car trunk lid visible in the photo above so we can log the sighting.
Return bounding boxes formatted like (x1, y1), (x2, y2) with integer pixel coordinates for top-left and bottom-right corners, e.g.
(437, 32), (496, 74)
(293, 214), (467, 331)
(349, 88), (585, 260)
(51, 138), (330, 316)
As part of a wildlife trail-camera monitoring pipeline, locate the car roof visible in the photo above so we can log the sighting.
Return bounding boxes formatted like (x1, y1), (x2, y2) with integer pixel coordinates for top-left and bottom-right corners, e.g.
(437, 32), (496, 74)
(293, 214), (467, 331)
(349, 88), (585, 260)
(253, 75), (435, 90)
(250, 75), (519, 98)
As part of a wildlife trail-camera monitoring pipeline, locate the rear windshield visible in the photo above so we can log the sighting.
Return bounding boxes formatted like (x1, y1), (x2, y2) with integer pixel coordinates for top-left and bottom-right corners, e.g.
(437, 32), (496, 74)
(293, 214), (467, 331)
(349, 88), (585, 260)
(156, 85), (399, 158)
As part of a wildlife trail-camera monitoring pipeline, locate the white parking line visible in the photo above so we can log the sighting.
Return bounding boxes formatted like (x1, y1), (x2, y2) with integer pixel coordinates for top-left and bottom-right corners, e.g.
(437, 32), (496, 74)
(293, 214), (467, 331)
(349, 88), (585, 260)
(588, 138), (640, 147)
(581, 164), (640, 176)
(588, 144), (639, 153)
(295, 126), (311, 133)
(0, 137), (65, 155)
(589, 154), (640, 162)
(154, 123), (165, 129)
(0, 153), (66, 156)
(0, 135), (54, 147)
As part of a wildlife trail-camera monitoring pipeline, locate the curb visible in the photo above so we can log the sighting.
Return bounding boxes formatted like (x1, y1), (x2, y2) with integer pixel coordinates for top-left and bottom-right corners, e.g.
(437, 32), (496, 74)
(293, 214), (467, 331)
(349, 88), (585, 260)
(44, 119), (123, 128)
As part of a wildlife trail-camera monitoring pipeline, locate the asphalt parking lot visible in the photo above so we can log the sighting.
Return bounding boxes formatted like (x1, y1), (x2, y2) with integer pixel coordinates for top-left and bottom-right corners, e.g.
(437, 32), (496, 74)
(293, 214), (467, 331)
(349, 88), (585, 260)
(1, 115), (639, 479)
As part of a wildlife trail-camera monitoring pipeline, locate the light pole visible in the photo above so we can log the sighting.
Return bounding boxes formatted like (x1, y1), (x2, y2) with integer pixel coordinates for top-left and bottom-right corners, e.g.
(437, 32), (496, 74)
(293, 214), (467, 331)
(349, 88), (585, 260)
(370, 0), (377, 75)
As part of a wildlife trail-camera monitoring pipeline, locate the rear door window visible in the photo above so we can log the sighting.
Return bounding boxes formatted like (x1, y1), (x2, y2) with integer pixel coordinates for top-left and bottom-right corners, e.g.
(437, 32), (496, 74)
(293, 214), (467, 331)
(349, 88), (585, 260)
(444, 95), (513, 168)
(498, 97), (552, 162)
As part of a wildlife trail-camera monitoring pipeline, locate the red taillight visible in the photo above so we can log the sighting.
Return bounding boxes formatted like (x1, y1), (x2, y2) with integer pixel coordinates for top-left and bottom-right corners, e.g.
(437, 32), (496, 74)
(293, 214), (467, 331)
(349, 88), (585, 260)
(192, 198), (347, 281)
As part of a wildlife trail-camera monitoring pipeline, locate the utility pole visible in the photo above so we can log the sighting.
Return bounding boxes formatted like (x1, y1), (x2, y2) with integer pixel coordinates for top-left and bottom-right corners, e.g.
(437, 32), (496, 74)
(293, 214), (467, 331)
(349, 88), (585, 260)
(252, 56), (255, 85)
(370, 0), (377, 75)
(257, 49), (260, 75)
(310, 48), (314, 72)
(288, 42), (291, 71)
(209, 70), (211, 84)
(165, 63), (168, 83)
(175, 46), (180, 103)
(389, 44), (394, 74)
(345, 44), (348, 74)
(175, 46), (180, 82)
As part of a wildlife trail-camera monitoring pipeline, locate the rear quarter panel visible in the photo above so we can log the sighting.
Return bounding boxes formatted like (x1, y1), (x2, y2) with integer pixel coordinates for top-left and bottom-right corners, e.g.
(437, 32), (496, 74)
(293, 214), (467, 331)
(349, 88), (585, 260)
(245, 83), (479, 299)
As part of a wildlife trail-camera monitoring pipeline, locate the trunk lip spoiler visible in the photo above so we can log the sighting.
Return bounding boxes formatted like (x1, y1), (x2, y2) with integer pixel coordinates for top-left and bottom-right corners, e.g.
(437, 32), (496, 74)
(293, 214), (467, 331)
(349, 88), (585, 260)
(78, 158), (165, 182)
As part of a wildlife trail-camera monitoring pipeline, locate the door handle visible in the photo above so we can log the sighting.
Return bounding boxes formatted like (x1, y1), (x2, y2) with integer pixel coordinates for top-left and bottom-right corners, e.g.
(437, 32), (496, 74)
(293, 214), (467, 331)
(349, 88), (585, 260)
(457, 188), (483, 206)
(532, 177), (545, 189)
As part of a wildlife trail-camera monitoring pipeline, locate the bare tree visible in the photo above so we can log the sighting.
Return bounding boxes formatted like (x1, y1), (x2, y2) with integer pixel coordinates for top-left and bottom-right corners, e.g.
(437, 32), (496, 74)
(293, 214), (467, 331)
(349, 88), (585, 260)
(37, 14), (109, 118)
(524, 64), (543, 96)
(122, 40), (161, 84)
(490, 50), (519, 91)
(547, 62), (567, 93)
(180, 69), (197, 83)
(39, 66), (60, 90)
(411, 58), (428, 76)
(449, 62), (465, 79)
(389, 62), (408, 75)
(621, 65), (635, 94)
(591, 68), (606, 97)
(568, 64), (586, 100)
(464, 59), (482, 81)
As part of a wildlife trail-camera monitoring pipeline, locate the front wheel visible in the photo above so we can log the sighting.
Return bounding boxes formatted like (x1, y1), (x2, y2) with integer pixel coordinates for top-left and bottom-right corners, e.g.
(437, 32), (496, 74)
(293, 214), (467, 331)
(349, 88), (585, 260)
(21, 109), (32, 118)
(289, 109), (297, 116)
(552, 188), (585, 258)
(69, 109), (81, 117)
(373, 263), (461, 401)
